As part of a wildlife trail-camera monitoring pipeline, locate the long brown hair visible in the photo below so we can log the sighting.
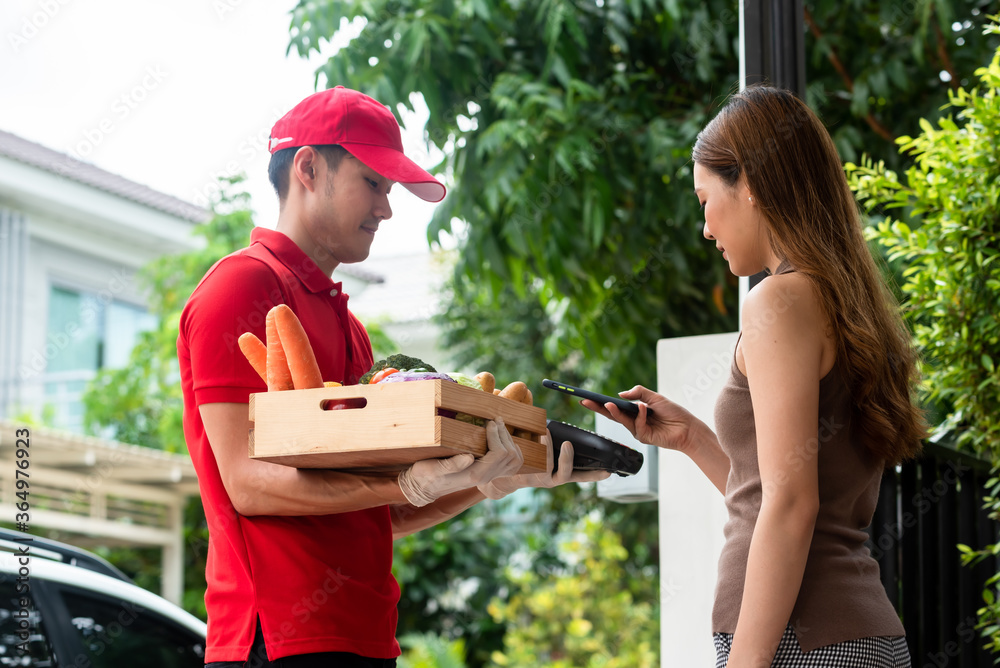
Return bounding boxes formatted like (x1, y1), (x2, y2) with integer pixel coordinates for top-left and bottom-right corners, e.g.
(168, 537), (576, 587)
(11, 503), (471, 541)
(692, 84), (925, 465)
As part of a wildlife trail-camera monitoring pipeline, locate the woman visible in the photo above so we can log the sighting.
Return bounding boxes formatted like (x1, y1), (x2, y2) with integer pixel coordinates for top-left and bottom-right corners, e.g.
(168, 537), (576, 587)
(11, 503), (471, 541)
(584, 85), (924, 667)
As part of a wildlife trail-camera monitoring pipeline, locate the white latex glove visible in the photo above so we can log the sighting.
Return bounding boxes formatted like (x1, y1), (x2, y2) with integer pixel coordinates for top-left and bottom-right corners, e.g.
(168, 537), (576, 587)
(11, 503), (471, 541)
(478, 430), (612, 500)
(398, 417), (524, 507)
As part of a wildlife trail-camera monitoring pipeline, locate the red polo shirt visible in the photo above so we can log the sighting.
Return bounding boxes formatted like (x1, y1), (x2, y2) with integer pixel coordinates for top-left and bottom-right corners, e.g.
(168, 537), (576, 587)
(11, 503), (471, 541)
(177, 227), (399, 662)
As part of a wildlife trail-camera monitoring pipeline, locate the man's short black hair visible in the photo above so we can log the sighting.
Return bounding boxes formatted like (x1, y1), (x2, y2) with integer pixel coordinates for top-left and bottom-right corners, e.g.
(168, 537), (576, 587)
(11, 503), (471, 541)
(268, 145), (350, 200)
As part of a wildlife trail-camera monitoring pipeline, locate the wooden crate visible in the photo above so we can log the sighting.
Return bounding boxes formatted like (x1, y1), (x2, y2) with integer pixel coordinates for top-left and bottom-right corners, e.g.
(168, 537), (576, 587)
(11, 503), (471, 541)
(249, 380), (548, 473)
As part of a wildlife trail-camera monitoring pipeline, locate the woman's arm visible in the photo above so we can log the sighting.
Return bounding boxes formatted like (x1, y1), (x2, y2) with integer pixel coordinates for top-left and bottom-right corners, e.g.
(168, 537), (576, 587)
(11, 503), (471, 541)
(682, 418), (731, 494)
(725, 273), (830, 667)
(582, 388), (731, 494)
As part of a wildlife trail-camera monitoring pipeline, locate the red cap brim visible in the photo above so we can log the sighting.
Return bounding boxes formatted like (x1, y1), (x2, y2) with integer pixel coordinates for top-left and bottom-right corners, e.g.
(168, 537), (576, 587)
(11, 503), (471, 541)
(342, 142), (446, 203)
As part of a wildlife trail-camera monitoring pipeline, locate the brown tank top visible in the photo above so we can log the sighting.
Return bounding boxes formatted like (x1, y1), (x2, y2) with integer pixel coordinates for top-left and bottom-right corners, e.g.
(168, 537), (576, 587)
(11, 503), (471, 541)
(711, 280), (905, 650)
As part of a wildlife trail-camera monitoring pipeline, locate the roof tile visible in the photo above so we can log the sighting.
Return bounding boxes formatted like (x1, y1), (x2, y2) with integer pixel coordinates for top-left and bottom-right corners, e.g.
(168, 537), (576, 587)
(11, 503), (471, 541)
(0, 129), (210, 223)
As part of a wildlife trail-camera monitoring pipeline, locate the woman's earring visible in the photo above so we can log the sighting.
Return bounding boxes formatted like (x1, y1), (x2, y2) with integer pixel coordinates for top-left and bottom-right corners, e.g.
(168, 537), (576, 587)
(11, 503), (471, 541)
(748, 196), (753, 203)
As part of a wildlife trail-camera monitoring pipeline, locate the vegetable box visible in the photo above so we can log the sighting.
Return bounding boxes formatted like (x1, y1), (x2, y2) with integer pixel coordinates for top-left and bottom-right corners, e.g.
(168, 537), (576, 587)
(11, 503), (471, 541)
(249, 379), (548, 473)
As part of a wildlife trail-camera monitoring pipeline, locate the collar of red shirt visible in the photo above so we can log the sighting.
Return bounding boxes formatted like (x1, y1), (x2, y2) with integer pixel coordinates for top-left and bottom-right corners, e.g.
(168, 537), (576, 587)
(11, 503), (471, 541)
(249, 226), (343, 296)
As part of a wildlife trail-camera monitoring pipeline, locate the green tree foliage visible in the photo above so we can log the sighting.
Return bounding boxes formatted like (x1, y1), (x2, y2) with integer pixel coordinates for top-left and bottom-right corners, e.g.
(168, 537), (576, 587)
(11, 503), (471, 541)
(393, 508), (520, 666)
(398, 633), (469, 668)
(393, 473), (641, 667)
(847, 16), (1000, 653)
(805, 0), (999, 167)
(846, 20), (1000, 457)
(486, 515), (658, 668)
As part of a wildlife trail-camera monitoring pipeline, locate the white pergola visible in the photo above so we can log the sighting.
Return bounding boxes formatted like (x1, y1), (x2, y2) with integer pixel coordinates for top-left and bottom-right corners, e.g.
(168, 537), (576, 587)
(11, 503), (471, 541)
(0, 419), (199, 605)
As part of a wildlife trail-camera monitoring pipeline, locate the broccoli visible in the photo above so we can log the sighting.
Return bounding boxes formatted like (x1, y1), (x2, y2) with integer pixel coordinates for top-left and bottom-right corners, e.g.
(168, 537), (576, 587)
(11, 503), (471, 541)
(359, 354), (437, 384)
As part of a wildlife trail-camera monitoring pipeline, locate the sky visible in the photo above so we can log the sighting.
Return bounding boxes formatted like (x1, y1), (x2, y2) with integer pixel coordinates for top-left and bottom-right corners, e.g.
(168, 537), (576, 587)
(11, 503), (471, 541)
(0, 0), (446, 258)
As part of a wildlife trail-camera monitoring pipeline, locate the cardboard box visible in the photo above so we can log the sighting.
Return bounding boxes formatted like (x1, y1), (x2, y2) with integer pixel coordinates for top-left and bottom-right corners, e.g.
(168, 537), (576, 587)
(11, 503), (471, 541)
(249, 380), (548, 473)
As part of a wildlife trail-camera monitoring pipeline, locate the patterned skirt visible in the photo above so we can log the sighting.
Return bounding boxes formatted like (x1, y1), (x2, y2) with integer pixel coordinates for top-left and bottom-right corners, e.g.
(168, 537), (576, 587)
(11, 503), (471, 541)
(713, 626), (911, 667)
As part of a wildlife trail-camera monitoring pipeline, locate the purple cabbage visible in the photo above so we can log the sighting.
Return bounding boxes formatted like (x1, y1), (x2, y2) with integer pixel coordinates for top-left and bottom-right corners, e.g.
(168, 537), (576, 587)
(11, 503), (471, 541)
(380, 371), (458, 383)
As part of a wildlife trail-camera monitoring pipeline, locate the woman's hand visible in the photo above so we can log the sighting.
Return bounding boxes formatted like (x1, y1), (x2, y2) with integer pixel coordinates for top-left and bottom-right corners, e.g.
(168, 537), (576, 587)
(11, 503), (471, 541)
(582, 385), (729, 494)
(580, 385), (701, 454)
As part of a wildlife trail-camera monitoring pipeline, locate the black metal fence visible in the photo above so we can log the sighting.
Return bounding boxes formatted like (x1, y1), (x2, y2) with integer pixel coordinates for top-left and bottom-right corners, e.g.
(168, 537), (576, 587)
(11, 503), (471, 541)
(869, 440), (999, 667)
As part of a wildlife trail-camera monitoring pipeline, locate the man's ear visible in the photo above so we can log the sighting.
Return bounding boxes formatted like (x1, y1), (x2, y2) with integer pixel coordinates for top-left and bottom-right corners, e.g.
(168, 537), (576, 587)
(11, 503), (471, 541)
(291, 146), (320, 193)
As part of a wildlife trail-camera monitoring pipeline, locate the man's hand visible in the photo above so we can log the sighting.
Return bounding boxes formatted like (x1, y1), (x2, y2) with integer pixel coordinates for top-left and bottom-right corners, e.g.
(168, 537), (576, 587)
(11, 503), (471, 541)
(398, 417), (523, 507)
(478, 431), (612, 500)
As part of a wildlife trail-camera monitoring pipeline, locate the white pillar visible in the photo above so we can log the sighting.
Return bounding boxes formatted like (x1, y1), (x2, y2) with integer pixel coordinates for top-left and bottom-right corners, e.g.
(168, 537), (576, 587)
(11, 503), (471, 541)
(161, 502), (184, 605)
(658, 332), (737, 666)
(0, 209), (28, 418)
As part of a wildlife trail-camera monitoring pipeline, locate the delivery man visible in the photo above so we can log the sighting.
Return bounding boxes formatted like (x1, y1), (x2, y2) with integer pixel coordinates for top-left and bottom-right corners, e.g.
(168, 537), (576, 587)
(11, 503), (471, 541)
(178, 85), (607, 667)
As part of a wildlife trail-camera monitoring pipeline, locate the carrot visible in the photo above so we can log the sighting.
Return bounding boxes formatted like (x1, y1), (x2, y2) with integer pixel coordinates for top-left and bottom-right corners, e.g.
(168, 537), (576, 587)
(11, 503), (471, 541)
(238, 332), (267, 383)
(265, 306), (293, 391)
(273, 304), (324, 389)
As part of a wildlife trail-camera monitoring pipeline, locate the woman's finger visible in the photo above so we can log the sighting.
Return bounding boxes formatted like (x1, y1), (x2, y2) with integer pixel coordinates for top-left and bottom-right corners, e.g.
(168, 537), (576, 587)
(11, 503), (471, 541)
(634, 402), (649, 431)
(604, 402), (638, 436)
(579, 398), (612, 419)
(617, 385), (646, 399)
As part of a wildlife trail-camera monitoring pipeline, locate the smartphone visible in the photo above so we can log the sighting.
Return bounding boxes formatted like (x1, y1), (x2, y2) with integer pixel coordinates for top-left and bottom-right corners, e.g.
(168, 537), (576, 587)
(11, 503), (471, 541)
(541, 379), (649, 417)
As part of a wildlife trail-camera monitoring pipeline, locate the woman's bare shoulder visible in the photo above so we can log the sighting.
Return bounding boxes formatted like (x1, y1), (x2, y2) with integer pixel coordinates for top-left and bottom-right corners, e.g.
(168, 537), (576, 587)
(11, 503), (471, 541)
(740, 271), (829, 355)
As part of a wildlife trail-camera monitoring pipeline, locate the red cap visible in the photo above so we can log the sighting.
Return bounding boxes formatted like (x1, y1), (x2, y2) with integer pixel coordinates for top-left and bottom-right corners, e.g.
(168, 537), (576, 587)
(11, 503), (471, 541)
(269, 86), (446, 203)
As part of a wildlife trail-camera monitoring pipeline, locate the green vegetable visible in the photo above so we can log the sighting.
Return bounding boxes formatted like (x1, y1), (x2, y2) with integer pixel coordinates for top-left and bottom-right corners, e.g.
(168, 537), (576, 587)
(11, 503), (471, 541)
(455, 412), (487, 427)
(360, 354), (437, 384)
(444, 374), (486, 425)
(445, 372), (483, 391)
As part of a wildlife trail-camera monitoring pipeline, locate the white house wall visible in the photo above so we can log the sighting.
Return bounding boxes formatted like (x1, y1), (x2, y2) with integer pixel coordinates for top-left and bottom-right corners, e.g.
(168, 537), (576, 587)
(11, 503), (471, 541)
(0, 153), (202, 421)
(15, 231), (158, 417)
(0, 155), (199, 263)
